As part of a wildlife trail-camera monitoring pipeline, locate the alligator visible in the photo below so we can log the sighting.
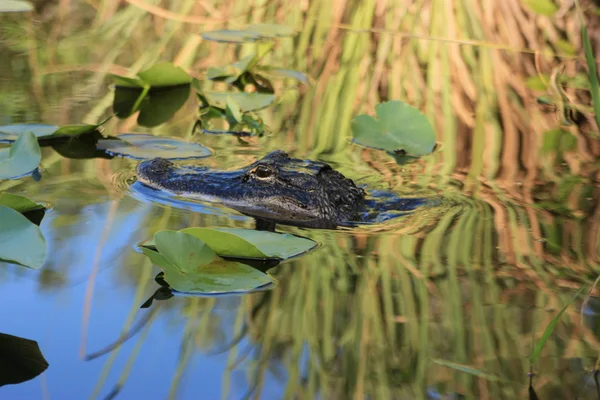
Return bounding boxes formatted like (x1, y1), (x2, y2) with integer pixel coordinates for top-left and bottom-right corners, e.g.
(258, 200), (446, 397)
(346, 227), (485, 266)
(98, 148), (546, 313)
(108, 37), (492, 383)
(136, 150), (424, 229)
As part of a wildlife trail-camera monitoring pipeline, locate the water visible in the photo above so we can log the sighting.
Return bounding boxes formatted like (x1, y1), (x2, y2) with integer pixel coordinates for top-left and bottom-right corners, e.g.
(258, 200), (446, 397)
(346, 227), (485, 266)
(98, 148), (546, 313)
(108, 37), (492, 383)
(1, 3), (600, 400)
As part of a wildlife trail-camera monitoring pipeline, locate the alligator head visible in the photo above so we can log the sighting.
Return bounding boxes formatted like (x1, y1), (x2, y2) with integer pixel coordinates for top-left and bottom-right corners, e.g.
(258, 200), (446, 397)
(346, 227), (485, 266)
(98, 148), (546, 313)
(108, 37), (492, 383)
(136, 150), (366, 228)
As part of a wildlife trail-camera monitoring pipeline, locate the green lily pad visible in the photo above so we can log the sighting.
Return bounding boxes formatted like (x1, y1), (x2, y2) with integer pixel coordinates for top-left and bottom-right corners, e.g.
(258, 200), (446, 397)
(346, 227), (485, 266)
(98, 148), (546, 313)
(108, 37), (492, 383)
(141, 230), (274, 294)
(0, 193), (44, 214)
(351, 100), (436, 156)
(0, 0), (33, 12)
(0, 205), (46, 269)
(246, 23), (295, 38)
(0, 193), (46, 225)
(110, 63), (192, 126)
(96, 133), (212, 160)
(142, 227), (317, 260)
(0, 124), (58, 141)
(0, 118), (110, 143)
(200, 29), (261, 43)
(207, 54), (256, 83)
(137, 62), (192, 87)
(203, 92), (275, 112)
(0, 131), (41, 179)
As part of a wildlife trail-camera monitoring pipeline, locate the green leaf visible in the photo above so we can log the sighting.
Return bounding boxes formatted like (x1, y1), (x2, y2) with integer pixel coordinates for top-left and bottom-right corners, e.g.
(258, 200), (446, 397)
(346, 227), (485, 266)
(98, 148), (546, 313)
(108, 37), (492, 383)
(246, 23), (295, 38)
(137, 62), (192, 87)
(181, 228), (316, 259)
(0, 118), (110, 143)
(582, 24), (600, 131)
(257, 66), (310, 84)
(0, 131), (41, 179)
(154, 258), (274, 294)
(97, 133), (211, 160)
(154, 230), (217, 271)
(529, 286), (586, 363)
(521, 0), (558, 16)
(142, 231), (274, 294)
(142, 228), (316, 260)
(109, 75), (148, 89)
(0, 0), (33, 13)
(351, 100), (436, 156)
(0, 193), (44, 214)
(52, 116), (111, 137)
(0, 205), (46, 269)
(203, 92), (275, 112)
(525, 75), (547, 91)
(226, 96), (243, 123)
(207, 54), (256, 83)
(0, 123), (58, 141)
(200, 29), (261, 43)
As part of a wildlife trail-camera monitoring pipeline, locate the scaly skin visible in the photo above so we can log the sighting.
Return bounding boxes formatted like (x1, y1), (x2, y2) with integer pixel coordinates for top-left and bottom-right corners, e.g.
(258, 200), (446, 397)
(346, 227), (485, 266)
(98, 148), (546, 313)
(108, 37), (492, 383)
(136, 150), (366, 228)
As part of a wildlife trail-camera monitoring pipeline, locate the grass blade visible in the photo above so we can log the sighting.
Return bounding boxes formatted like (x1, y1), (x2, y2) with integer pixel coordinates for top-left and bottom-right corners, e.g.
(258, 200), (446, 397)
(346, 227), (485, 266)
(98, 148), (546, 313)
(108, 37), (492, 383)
(431, 358), (505, 382)
(530, 286), (586, 364)
(582, 24), (600, 131)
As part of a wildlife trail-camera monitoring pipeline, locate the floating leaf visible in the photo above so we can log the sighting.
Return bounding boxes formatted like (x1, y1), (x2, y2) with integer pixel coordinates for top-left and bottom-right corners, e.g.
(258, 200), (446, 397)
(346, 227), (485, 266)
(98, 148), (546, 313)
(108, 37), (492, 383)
(521, 0), (558, 16)
(137, 62), (192, 87)
(203, 92), (275, 112)
(142, 227), (317, 260)
(0, 193), (44, 214)
(0, 333), (49, 386)
(0, 131), (41, 179)
(200, 29), (261, 43)
(97, 133), (212, 160)
(110, 62), (192, 126)
(207, 54), (256, 83)
(351, 100), (436, 156)
(142, 231), (274, 294)
(154, 230), (217, 270)
(0, 124), (58, 141)
(0, 205), (46, 269)
(246, 23), (295, 38)
(0, 0), (33, 13)
(0, 193), (46, 225)
(0, 118), (110, 143)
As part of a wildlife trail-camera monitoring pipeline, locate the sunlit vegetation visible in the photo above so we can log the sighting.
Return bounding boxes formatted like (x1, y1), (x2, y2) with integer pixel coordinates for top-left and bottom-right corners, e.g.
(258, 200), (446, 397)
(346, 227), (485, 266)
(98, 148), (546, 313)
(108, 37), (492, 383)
(0, 0), (599, 398)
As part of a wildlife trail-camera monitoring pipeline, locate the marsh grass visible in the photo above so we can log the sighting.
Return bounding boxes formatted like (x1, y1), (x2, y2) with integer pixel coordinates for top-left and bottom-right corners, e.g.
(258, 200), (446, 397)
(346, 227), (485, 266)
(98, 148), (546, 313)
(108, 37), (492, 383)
(2, 0), (600, 398)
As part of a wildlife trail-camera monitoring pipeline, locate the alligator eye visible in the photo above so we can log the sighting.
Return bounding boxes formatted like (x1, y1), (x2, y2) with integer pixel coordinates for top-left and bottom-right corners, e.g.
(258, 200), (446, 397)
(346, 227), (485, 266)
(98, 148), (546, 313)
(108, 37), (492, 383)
(253, 165), (274, 179)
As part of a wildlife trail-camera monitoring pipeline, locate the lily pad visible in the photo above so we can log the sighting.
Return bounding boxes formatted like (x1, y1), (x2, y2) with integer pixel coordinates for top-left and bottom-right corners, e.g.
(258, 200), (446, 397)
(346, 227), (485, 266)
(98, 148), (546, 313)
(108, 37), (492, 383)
(141, 231), (274, 294)
(0, 205), (46, 269)
(0, 193), (44, 214)
(203, 92), (275, 112)
(246, 23), (295, 38)
(97, 133), (212, 160)
(142, 227), (317, 260)
(0, 118), (111, 143)
(0, 131), (41, 179)
(110, 63), (192, 127)
(0, 0), (33, 12)
(137, 62), (192, 87)
(0, 124), (58, 141)
(351, 100), (436, 156)
(200, 29), (261, 43)
(0, 193), (46, 226)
